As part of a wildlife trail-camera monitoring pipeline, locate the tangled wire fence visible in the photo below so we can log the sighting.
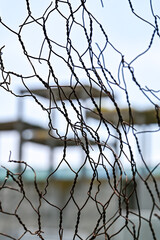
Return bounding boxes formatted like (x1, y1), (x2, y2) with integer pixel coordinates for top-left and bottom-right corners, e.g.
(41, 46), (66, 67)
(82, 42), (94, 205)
(0, 0), (160, 239)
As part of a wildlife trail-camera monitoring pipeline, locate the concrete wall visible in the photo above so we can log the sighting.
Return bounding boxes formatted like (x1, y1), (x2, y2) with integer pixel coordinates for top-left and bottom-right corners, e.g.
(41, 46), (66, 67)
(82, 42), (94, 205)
(0, 175), (159, 240)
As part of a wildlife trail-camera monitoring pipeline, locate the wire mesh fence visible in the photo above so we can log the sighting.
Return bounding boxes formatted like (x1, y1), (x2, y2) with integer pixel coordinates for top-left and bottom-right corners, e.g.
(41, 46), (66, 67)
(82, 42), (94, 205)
(0, 0), (160, 239)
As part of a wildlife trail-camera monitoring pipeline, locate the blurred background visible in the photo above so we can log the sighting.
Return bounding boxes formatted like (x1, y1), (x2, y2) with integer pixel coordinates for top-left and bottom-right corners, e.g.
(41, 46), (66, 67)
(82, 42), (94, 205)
(0, 0), (160, 171)
(0, 0), (160, 239)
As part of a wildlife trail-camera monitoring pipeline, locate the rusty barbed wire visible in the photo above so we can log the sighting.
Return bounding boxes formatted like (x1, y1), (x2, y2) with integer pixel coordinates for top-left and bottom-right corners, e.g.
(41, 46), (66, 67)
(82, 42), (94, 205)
(0, 0), (160, 239)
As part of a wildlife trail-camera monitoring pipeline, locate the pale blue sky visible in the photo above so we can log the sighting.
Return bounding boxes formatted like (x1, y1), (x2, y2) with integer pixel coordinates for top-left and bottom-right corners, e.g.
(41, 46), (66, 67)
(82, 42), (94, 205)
(0, 0), (160, 171)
